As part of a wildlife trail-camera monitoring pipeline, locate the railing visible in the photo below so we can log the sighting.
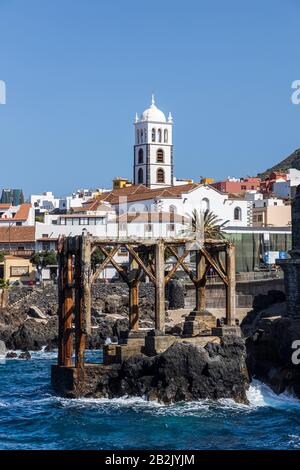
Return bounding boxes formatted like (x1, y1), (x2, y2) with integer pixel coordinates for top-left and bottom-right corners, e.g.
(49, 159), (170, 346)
(207, 270), (284, 283)
(6, 250), (35, 258)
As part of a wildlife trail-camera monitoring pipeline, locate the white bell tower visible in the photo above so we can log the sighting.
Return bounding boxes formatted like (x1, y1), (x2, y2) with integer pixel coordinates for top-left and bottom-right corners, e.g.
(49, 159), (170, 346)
(133, 95), (173, 188)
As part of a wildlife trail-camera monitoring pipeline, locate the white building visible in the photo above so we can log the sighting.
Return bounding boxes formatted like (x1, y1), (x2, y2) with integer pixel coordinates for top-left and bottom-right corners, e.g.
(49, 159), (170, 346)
(0, 203), (35, 226)
(273, 168), (300, 199)
(133, 95), (173, 189)
(30, 192), (67, 213)
(107, 183), (250, 227)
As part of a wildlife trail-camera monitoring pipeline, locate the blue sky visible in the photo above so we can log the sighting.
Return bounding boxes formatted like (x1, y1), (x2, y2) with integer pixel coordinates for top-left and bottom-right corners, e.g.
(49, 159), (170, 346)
(1, 0), (300, 197)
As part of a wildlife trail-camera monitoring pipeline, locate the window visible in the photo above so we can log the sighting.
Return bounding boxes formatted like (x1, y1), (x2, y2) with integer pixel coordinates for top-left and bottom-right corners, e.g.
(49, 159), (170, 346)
(138, 148), (144, 164)
(141, 129), (144, 143)
(10, 266), (29, 277)
(253, 215), (257, 222)
(274, 202), (277, 206)
(158, 129), (162, 142)
(234, 207), (242, 221)
(201, 198), (210, 212)
(138, 168), (144, 184)
(251, 186), (255, 190)
(157, 149), (164, 162)
(169, 205), (177, 213)
(136, 129), (139, 144)
(16, 221), (22, 226)
(241, 185), (246, 190)
(119, 247), (127, 256)
(80, 218), (88, 225)
(42, 234), (48, 238)
(152, 128), (156, 142)
(258, 214), (263, 222)
(145, 224), (152, 232)
(164, 129), (168, 143)
(167, 223), (175, 232)
(157, 168), (165, 183)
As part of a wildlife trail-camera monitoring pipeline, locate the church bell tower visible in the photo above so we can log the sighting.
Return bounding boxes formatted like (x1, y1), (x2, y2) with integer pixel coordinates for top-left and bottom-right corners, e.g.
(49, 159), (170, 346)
(133, 95), (173, 188)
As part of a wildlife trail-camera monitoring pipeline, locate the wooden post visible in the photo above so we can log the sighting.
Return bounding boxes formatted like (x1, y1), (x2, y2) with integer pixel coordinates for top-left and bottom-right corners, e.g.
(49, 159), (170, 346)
(195, 251), (206, 312)
(75, 237), (85, 368)
(225, 244), (236, 326)
(155, 241), (165, 333)
(63, 248), (74, 367)
(128, 252), (139, 331)
(129, 280), (139, 331)
(57, 246), (65, 366)
(81, 232), (91, 335)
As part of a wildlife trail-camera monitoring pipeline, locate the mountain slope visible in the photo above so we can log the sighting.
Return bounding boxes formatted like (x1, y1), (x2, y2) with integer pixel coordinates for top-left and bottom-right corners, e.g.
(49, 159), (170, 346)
(258, 148), (300, 179)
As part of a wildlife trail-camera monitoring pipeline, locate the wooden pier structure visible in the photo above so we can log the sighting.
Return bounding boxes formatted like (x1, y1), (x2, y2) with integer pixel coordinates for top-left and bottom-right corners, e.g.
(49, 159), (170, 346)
(52, 233), (239, 397)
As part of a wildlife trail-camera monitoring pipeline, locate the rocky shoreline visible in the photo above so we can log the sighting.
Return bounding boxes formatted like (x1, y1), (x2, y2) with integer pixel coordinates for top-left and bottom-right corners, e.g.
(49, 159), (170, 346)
(1, 282), (299, 404)
(241, 292), (300, 399)
(52, 336), (249, 404)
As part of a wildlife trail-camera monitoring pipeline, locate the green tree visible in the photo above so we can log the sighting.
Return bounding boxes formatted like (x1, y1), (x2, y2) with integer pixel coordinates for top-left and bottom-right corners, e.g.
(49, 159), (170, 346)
(183, 209), (228, 241)
(203, 210), (229, 240)
(0, 279), (9, 289)
(91, 247), (105, 271)
(31, 251), (57, 267)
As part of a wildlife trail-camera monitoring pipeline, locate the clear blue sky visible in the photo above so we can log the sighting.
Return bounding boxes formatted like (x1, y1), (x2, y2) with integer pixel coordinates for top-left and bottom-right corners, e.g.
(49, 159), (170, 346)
(1, 0), (300, 197)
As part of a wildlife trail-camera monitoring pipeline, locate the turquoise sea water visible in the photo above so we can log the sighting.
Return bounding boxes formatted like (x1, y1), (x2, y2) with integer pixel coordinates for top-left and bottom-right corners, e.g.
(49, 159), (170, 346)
(0, 350), (300, 450)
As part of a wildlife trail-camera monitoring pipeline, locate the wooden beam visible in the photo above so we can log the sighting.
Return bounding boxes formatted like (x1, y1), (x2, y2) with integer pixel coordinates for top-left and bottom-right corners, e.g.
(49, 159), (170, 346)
(225, 244), (236, 326)
(75, 237), (85, 369)
(129, 279), (139, 331)
(91, 245), (120, 284)
(81, 233), (92, 335)
(57, 243), (65, 366)
(164, 249), (190, 285)
(100, 246), (129, 284)
(63, 251), (74, 367)
(155, 241), (165, 332)
(125, 244), (157, 285)
(195, 251), (206, 312)
(168, 246), (196, 284)
(200, 247), (229, 286)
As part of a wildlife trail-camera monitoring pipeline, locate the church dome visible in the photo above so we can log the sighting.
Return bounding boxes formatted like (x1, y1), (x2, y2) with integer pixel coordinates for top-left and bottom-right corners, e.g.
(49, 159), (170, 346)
(141, 95), (166, 123)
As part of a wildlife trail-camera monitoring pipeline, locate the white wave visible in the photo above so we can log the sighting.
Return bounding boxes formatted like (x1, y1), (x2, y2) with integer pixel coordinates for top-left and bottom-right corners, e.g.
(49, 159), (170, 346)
(288, 435), (300, 448)
(247, 380), (300, 409)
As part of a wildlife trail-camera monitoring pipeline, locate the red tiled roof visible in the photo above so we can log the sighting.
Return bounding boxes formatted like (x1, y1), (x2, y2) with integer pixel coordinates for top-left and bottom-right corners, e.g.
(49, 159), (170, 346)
(0, 203), (32, 222)
(0, 226), (35, 243)
(86, 183), (201, 207)
(14, 203), (32, 220)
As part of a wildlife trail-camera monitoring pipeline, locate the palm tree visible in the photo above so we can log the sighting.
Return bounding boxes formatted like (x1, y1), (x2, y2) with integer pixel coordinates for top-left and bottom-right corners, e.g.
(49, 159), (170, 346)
(203, 210), (229, 240)
(182, 209), (228, 241)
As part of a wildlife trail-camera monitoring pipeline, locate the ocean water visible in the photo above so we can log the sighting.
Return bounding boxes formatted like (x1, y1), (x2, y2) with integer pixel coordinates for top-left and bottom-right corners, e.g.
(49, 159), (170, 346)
(0, 349), (300, 450)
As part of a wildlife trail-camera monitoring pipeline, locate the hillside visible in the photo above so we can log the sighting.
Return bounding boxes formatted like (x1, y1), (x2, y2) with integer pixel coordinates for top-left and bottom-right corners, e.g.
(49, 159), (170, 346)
(258, 148), (300, 179)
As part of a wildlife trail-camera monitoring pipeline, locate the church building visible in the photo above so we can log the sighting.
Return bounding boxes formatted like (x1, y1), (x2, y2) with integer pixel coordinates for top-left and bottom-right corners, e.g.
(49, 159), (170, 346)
(133, 95), (173, 188)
